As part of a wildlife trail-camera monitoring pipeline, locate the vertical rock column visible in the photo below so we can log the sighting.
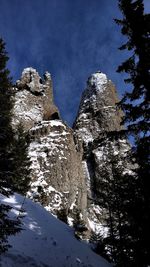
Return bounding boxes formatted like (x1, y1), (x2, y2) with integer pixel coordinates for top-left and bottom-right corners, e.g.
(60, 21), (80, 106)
(12, 67), (87, 222)
(73, 71), (133, 233)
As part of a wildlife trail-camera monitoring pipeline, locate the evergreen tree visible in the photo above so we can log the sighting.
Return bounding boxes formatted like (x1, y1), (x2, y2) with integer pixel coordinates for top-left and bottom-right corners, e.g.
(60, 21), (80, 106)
(104, 160), (137, 267)
(12, 123), (31, 195)
(94, 137), (139, 266)
(89, 231), (109, 261)
(0, 38), (22, 254)
(115, 1), (150, 266)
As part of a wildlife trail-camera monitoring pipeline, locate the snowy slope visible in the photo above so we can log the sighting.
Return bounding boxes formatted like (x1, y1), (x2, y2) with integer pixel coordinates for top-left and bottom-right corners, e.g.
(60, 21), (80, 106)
(0, 194), (111, 267)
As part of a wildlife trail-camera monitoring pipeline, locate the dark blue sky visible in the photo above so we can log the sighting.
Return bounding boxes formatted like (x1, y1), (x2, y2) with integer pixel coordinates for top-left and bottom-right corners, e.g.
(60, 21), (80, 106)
(0, 0), (149, 125)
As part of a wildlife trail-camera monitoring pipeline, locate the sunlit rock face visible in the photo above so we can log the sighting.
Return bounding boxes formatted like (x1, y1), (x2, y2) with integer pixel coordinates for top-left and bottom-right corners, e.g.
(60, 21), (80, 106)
(73, 71), (133, 234)
(12, 68), (134, 236)
(12, 67), (59, 131)
(28, 120), (87, 218)
(12, 68), (87, 223)
(74, 71), (123, 146)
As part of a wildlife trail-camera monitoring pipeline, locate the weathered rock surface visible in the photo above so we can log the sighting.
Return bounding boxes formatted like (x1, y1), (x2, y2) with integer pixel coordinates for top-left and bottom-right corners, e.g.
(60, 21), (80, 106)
(12, 68), (87, 223)
(74, 71), (123, 146)
(13, 68), (59, 131)
(73, 71), (133, 234)
(28, 120), (87, 217)
(12, 68), (134, 236)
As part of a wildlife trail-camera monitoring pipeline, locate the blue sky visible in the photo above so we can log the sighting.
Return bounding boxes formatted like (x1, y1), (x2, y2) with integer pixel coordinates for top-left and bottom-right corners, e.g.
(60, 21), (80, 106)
(0, 0), (149, 125)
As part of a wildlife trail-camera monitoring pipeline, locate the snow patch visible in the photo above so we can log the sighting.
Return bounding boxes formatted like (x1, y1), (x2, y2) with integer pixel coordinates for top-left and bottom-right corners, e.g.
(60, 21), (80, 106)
(44, 71), (51, 80)
(22, 67), (37, 75)
(89, 71), (107, 92)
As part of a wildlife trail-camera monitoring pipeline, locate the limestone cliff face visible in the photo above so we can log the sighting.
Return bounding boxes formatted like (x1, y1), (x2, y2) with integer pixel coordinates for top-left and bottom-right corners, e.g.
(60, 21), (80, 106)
(13, 68), (87, 221)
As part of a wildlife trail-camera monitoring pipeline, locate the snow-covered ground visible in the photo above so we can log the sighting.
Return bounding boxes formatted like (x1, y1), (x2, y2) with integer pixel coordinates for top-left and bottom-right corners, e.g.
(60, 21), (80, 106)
(0, 194), (111, 267)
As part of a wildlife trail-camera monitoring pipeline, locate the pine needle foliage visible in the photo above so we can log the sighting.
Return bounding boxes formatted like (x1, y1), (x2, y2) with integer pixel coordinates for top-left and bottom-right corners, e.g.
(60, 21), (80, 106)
(114, 1), (150, 266)
(0, 38), (22, 254)
(12, 123), (31, 195)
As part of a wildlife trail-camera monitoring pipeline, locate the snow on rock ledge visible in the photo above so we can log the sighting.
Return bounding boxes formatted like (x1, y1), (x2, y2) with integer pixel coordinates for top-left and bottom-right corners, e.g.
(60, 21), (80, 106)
(73, 71), (133, 236)
(74, 71), (124, 146)
(12, 67), (59, 131)
(12, 68), (88, 228)
(28, 120), (87, 218)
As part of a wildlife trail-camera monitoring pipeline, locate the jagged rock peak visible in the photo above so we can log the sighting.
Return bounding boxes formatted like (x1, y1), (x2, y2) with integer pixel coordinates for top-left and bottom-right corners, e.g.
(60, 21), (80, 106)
(73, 71), (123, 145)
(12, 67), (59, 131)
(73, 71), (133, 235)
(12, 67), (87, 223)
(16, 67), (52, 94)
(79, 71), (109, 107)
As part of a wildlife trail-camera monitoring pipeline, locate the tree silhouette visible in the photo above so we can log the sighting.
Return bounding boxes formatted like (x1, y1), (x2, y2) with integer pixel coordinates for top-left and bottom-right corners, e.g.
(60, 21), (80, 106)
(115, 1), (150, 265)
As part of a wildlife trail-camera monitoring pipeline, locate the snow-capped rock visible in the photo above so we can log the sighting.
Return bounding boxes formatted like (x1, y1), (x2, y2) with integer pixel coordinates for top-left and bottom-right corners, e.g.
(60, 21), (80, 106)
(11, 68), (135, 238)
(74, 71), (124, 146)
(12, 67), (59, 130)
(73, 71), (134, 234)
(12, 68), (87, 224)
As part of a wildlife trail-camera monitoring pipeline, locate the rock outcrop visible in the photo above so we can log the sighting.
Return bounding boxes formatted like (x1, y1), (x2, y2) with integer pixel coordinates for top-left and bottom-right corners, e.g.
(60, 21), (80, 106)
(13, 67), (59, 131)
(73, 71), (133, 234)
(74, 71), (123, 146)
(12, 68), (87, 224)
(12, 68), (134, 236)
(28, 120), (87, 217)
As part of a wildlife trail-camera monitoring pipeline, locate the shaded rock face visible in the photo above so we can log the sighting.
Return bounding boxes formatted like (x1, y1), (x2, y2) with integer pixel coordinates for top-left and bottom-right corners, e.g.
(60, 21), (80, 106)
(73, 71), (133, 234)
(13, 68), (59, 131)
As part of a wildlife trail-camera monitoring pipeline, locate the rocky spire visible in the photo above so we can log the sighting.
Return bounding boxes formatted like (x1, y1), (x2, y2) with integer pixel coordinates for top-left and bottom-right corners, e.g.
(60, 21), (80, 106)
(12, 68), (87, 226)
(12, 67), (60, 130)
(74, 71), (123, 146)
(11, 68), (135, 237)
(16, 67), (47, 94)
(73, 71), (134, 235)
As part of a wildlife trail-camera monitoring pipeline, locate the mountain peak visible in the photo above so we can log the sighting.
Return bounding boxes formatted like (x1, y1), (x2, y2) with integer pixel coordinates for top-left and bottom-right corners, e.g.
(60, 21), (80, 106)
(13, 68), (59, 130)
(16, 67), (52, 94)
(74, 71), (123, 145)
(87, 71), (108, 92)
